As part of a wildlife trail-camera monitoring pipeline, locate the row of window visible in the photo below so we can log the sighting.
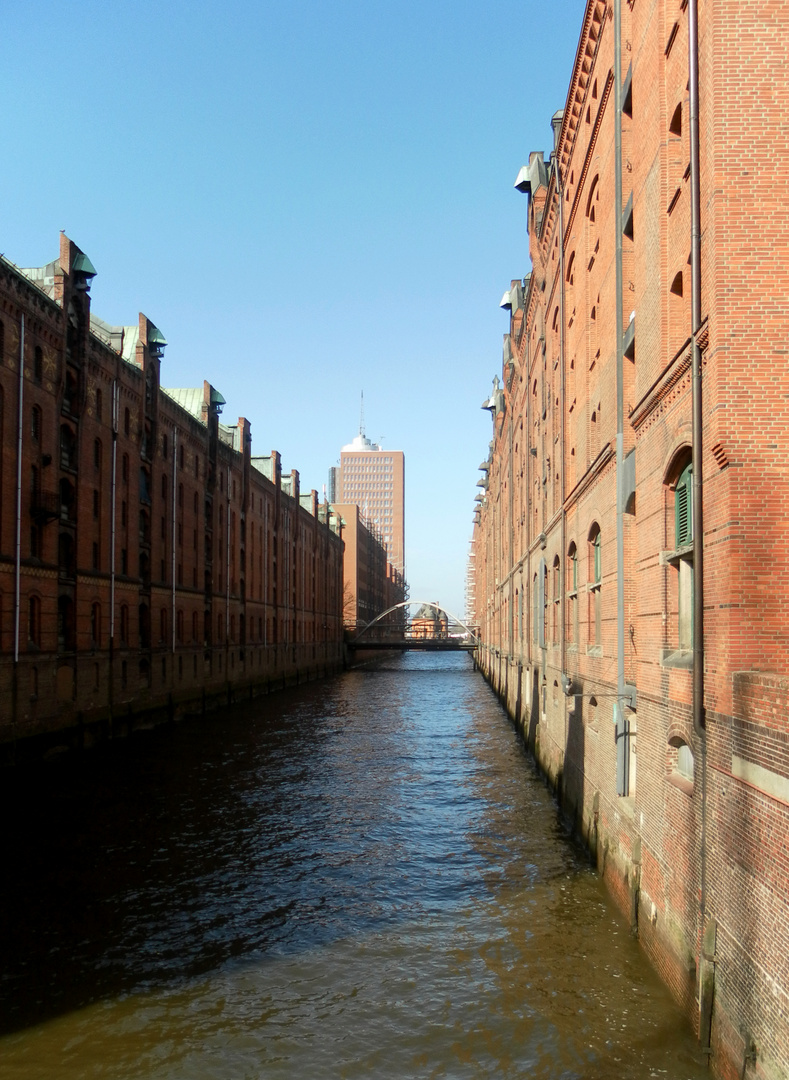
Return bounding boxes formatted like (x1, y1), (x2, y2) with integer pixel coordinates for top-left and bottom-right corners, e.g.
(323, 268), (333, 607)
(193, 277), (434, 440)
(512, 456), (693, 652)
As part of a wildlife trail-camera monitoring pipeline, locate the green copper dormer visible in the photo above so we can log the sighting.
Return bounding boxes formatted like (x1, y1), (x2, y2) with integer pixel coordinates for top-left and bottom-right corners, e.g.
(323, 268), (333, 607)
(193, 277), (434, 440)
(71, 250), (97, 292)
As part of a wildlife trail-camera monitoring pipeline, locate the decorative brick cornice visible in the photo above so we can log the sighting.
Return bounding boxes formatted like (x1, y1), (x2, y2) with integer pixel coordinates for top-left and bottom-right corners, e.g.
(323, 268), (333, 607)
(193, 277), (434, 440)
(557, 2), (609, 183)
(564, 70), (614, 242)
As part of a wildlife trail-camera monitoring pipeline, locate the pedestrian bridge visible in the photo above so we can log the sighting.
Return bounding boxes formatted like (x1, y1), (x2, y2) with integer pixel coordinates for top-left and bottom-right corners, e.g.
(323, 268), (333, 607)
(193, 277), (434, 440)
(344, 601), (478, 652)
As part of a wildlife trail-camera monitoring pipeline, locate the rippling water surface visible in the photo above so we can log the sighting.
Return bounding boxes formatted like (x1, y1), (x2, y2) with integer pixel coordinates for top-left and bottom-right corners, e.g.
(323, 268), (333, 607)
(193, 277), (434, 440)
(0, 653), (706, 1078)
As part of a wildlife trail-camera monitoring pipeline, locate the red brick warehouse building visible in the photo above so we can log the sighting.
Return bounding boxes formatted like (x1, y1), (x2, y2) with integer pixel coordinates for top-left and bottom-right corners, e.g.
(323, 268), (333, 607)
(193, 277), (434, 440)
(0, 233), (345, 756)
(471, 1), (789, 1077)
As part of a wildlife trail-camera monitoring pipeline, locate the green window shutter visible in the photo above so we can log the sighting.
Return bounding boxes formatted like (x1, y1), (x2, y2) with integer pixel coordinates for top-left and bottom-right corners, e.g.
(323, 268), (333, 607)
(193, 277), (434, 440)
(675, 463), (693, 546)
(593, 533), (601, 583)
(572, 552), (577, 591)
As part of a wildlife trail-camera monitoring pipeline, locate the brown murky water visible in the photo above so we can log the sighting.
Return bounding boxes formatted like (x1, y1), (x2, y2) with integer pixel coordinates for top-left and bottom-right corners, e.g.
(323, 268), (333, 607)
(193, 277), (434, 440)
(0, 653), (707, 1078)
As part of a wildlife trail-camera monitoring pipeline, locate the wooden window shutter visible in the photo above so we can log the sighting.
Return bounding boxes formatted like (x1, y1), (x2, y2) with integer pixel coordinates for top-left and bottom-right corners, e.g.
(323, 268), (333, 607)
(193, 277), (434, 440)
(675, 463), (692, 546)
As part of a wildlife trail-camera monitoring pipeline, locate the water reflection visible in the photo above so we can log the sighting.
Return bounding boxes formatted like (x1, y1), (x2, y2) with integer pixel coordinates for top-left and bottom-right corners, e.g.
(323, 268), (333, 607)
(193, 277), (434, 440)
(0, 653), (706, 1078)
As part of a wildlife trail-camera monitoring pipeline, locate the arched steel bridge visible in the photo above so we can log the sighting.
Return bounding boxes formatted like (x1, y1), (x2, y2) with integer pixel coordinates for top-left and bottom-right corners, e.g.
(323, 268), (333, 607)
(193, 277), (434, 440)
(344, 600), (479, 652)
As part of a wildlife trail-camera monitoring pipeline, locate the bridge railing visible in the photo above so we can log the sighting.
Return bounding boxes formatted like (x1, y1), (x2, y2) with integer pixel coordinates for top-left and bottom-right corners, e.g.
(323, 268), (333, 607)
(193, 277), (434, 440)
(343, 624), (479, 647)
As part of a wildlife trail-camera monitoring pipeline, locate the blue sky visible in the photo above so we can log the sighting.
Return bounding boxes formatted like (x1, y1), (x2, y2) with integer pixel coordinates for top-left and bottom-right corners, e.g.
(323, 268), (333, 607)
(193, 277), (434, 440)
(3, 0), (584, 619)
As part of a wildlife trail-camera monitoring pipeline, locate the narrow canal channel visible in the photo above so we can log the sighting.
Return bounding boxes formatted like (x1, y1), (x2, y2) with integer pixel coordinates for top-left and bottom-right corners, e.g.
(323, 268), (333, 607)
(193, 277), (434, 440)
(0, 654), (707, 1079)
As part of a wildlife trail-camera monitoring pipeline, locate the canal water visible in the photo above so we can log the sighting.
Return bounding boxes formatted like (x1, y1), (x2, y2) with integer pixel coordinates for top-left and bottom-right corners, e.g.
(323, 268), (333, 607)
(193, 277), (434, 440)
(0, 653), (707, 1079)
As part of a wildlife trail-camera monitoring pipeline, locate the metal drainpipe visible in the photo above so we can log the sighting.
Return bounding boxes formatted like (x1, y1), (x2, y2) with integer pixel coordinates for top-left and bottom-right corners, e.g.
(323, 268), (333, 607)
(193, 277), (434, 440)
(110, 379), (118, 715)
(172, 428), (177, 655)
(555, 137), (567, 696)
(689, 0), (704, 735)
(13, 314), (25, 700)
(509, 397), (514, 660)
(526, 321), (532, 669)
(226, 466), (231, 661)
(614, 0), (627, 733)
(688, 0), (710, 1046)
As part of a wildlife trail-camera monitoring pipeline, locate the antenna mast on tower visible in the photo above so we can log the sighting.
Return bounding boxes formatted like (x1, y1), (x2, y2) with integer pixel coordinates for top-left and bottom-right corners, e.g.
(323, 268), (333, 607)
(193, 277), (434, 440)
(359, 390), (365, 438)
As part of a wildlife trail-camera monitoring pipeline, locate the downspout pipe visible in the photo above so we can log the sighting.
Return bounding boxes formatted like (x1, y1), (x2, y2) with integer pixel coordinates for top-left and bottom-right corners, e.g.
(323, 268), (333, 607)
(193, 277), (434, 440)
(688, 0), (710, 1049)
(689, 0), (704, 734)
(551, 115), (567, 696)
(13, 315), (25, 698)
(614, 0), (628, 760)
(226, 466), (231, 663)
(110, 379), (118, 716)
(172, 428), (177, 655)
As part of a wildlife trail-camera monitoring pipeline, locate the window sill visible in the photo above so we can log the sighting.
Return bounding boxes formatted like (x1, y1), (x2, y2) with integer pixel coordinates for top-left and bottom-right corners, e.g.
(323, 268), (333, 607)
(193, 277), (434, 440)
(667, 771), (694, 796)
(567, 589), (578, 599)
(586, 645), (603, 657)
(660, 542), (693, 566)
(587, 582), (601, 593)
(661, 648), (693, 669)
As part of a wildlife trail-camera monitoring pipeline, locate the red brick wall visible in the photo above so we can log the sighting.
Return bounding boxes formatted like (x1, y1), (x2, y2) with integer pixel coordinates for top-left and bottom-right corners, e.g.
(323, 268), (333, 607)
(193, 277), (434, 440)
(472, 1), (789, 1076)
(0, 236), (344, 748)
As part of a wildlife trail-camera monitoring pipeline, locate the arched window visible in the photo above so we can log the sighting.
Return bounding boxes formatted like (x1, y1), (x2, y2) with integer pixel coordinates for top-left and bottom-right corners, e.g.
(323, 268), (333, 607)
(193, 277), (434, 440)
(588, 524), (602, 649)
(677, 743), (694, 780)
(567, 542), (578, 646)
(669, 101), (682, 136)
(177, 609), (184, 643)
(34, 346), (43, 383)
(552, 555), (561, 644)
(590, 403), (601, 460)
(93, 438), (102, 471)
(124, 407), (130, 437)
(663, 453), (694, 662)
(566, 251), (575, 285)
(162, 432), (169, 459)
(120, 605), (129, 645)
(95, 387), (103, 421)
(31, 406), (42, 443)
(586, 174), (599, 223)
(91, 602), (101, 647)
(668, 735), (694, 791)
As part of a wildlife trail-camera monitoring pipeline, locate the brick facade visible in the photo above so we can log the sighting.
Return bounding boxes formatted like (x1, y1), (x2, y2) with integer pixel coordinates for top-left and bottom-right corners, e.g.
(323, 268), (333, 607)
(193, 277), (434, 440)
(0, 234), (345, 757)
(471, 2), (789, 1077)
(331, 502), (406, 628)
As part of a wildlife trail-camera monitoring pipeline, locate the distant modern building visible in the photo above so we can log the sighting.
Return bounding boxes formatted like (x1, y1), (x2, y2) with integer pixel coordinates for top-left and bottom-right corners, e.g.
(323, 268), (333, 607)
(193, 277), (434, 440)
(333, 429), (405, 577)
